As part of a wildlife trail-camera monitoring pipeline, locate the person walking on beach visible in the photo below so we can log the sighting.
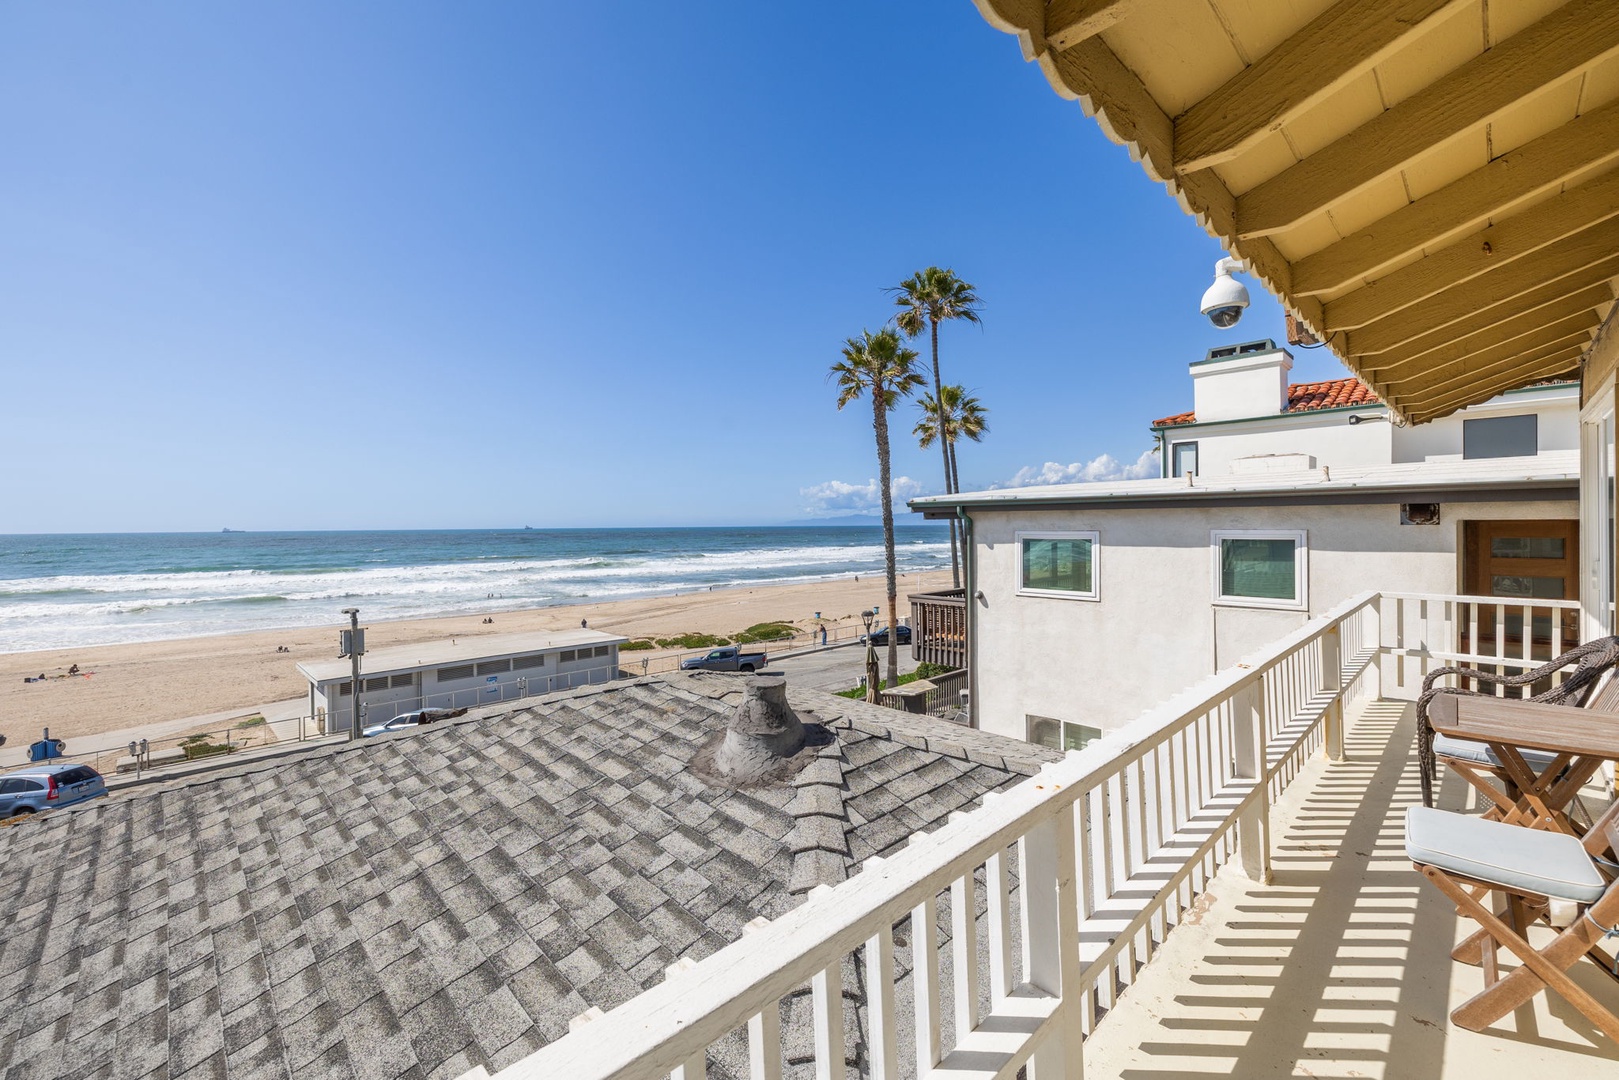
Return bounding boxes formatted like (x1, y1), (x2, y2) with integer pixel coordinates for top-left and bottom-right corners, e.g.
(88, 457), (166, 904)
(581, 618), (588, 629)
(820, 625), (827, 646)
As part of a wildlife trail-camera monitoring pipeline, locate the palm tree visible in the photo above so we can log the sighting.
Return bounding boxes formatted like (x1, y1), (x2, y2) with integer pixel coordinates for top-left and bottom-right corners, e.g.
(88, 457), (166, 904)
(832, 328), (924, 690)
(914, 385), (989, 497)
(890, 267), (982, 587)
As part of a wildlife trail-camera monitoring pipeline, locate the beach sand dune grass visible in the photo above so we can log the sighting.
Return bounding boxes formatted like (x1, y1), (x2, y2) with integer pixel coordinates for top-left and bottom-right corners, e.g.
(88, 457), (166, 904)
(1, 571), (952, 746)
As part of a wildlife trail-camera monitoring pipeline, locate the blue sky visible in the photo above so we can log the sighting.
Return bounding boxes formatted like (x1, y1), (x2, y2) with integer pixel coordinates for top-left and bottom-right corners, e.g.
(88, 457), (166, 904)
(0, 2), (1354, 532)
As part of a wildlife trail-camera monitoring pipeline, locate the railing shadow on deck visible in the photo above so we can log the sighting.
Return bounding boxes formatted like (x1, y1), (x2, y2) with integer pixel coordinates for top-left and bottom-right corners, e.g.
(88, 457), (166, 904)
(1090, 701), (1619, 1078)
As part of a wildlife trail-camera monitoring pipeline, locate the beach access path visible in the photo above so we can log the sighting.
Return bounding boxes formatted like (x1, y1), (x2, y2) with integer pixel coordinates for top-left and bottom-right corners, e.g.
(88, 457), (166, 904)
(1, 570), (952, 749)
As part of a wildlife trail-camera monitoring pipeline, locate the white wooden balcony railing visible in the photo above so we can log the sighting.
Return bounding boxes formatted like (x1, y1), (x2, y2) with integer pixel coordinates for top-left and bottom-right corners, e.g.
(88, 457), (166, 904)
(1380, 591), (1583, 695)
(464, 589), (1584, 1080)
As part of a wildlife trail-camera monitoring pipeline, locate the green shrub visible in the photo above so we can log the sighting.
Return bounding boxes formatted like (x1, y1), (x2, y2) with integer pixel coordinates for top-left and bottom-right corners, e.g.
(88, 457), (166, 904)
(619, 640), (656, 651)
(179, 734), (233, 760)
(914, 662), (959, 680)
(731, 622), (797, 644)
(234, 715), (268, 729)
(656, 632), (728, 650)
(835, 670), (931, 698)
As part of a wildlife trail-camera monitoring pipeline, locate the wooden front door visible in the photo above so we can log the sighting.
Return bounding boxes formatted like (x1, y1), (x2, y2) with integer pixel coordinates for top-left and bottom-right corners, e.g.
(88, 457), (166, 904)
(1462, 519), (1580, 656)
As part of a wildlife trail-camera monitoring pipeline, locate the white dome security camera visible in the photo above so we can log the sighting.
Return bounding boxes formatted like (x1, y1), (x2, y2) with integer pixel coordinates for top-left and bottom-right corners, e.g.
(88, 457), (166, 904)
(1200, 256), (1250, 329)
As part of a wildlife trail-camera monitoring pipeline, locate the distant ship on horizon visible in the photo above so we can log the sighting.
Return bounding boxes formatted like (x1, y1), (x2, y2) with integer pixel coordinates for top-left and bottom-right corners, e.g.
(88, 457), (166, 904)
(221, 528), (243, 533)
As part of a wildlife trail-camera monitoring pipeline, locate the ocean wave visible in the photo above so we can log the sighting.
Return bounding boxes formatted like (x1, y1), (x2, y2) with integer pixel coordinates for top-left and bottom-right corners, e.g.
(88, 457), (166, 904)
(0, 532), (952, 652)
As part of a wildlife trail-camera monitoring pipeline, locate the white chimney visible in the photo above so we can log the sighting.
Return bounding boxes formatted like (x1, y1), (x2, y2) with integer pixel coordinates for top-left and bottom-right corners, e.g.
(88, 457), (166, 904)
(1190, 340), (1293, 423)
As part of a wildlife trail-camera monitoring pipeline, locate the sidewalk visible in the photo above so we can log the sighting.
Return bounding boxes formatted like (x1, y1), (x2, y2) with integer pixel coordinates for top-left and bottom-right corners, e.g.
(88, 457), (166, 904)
(0, 696), (311, 770)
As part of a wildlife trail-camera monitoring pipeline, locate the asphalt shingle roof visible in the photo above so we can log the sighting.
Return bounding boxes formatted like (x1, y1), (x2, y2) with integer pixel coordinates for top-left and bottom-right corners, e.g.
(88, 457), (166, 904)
(0, 673), (1058, 1080)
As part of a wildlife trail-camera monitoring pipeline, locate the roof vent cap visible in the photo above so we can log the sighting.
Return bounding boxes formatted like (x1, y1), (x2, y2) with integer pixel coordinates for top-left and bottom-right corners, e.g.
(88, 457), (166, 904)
(691, 676), (825, 789)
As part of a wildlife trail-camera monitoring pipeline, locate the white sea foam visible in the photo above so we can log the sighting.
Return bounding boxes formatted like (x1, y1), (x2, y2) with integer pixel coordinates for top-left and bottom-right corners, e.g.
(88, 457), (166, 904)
(0, 538), (950, 652)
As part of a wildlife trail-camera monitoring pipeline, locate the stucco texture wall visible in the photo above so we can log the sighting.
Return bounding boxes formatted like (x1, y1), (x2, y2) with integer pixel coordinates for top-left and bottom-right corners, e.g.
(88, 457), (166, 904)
(970, 498), (1576, 743)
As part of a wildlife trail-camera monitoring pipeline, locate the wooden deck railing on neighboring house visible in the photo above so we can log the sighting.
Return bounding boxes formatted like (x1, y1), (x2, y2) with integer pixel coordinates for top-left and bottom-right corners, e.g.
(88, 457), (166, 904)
(878, 666), (970, 725)
(909, 587), (967, 669)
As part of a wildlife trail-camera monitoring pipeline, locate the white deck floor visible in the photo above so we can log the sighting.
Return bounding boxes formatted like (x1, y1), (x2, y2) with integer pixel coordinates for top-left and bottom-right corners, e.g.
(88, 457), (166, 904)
(1080, 699), (1619, 1078)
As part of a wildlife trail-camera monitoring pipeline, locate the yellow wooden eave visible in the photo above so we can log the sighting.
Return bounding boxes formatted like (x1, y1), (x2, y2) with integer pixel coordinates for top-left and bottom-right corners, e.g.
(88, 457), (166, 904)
(973, 0), (1619, 424)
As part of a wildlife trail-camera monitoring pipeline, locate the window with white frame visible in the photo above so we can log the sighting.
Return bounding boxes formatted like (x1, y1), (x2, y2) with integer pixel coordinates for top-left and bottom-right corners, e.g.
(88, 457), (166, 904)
(1027, 715), (1102, 751)
(1017, 531), (1099, 600)
(1171, 441), (1198, 478)
(1212, 530), (1307, 609)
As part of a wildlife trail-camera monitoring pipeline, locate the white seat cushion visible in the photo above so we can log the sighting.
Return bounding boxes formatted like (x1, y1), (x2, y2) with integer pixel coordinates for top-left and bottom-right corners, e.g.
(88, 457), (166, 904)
(1405, 806), (1608, 904)
(1432, 732), (1562, 772)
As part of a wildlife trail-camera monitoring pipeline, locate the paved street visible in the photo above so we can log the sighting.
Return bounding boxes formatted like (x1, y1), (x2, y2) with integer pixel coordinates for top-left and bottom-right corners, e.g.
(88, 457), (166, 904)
(764, 642), (918, 693)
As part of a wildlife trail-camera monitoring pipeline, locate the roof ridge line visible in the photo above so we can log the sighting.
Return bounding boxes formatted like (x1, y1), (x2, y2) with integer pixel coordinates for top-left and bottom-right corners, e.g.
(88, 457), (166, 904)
(784, 716), (852, 898)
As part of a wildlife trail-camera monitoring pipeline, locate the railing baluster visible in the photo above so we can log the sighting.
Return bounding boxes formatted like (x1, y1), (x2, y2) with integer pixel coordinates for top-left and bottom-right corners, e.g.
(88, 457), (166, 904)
(812, 961), (845, 1080)
(1322, 622), (1343, 762)
(985, 832), (1013, 1007)
(665, 959), (707, 1080)
(864, 919), (898, 1080)
(743, 919), (783, 1080)
(1023, 806), (1081, 1080)
(1232, 676), (1270, 884)
(912, 892), (941, 1074)
(950, 869), (979, 1041)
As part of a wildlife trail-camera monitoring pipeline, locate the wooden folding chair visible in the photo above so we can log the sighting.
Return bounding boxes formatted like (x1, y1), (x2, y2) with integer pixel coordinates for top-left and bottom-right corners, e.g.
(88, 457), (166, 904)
(1407, 801), (1619, 1039)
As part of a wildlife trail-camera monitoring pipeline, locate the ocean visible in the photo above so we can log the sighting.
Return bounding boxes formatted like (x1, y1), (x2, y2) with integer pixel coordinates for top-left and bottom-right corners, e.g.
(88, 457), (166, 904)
(0, 527), (951, 653)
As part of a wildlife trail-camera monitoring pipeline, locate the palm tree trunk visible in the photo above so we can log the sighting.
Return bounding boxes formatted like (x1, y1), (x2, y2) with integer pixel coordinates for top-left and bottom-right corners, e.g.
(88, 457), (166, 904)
(930, 318), (960, 587)
(873, 388), (901, 689)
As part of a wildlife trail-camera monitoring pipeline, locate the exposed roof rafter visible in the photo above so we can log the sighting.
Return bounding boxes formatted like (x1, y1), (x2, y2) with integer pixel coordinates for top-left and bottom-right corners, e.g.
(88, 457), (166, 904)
(1234, 0), (1619, 239)
(1174, 0), (1468, 174)
(1321, 166), (1619, 332)
(1359, 285), (1612, 376)
(1344, 222), (1619, 354)
(1292, 101), (1619, 296)
(1045, 0), (1142, 52)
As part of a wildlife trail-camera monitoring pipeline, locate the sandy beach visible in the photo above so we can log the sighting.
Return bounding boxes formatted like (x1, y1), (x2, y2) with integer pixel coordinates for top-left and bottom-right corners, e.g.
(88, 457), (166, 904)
(1, 570), (953, 747)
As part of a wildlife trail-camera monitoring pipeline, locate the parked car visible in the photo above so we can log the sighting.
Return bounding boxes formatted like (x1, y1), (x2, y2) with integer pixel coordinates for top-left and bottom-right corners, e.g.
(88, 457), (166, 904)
(361, 707), (465, 738)
(861, 624), (912, 647)
(0, 763), (108, 818)
(680, 646), (768, 673)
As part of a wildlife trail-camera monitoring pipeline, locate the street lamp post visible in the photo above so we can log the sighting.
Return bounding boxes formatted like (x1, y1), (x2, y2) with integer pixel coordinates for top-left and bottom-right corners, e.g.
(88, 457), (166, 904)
(340, 608), (365, 742)
(861, 608), (879, 704)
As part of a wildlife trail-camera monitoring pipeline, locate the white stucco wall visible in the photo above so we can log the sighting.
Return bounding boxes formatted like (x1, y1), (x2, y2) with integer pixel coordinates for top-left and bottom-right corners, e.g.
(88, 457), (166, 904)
(1167, 412), (1392, 477)
(968, 497), (1576, 743)
(1391, 388), (1578, 462)
(1162, 385), (1576, 479)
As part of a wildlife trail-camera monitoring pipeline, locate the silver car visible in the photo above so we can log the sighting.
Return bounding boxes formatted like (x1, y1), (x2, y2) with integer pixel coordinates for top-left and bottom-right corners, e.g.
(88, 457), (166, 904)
(0, 763), (108, 817)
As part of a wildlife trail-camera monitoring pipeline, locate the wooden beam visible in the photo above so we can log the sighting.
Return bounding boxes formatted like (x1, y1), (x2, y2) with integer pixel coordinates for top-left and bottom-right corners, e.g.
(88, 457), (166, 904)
(1294, 102), (1619, 296)
(1235, 0), (1619, 238)
(1048, 37), (1173, 180)
(1344, 218), (1619, 355)
(1046, 0), (1142, 51)
(1401, 345), (1585, 421)
(1360, 284), (1612, 375)
(1174, 0), (1467, 173)
(1322, 166), (1619, 332)
(1377, 319), (1595, 397)
(1406, 334), (1592, 407)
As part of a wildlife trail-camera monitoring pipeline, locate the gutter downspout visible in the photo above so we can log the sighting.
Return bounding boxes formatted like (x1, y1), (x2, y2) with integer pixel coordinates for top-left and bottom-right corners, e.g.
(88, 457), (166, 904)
(1155, 427), (1167, 478)
(958, 504), (978, 730)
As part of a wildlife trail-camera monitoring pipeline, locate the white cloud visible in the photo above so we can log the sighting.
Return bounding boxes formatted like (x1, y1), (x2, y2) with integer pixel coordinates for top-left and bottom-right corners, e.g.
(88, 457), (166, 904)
(800, 475), (924, 514)
(1005, 449), (1159, 487)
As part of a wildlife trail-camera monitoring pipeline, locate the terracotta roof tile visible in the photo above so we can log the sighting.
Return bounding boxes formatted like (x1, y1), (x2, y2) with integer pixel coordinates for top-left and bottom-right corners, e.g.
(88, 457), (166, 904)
(1152, 377), (1380, 428)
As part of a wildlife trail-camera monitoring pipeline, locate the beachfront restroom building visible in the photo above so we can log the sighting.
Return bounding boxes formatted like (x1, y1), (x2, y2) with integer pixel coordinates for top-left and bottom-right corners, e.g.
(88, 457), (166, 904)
(297, 628), (627, 733)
